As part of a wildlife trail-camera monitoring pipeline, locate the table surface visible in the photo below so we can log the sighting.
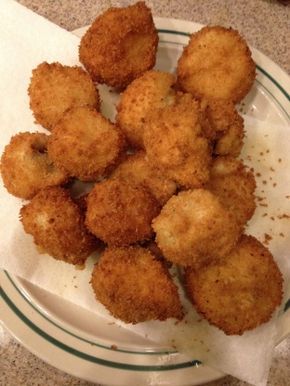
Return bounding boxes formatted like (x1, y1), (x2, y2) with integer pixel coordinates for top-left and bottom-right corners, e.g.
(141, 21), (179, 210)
(1, 1), (290, 386)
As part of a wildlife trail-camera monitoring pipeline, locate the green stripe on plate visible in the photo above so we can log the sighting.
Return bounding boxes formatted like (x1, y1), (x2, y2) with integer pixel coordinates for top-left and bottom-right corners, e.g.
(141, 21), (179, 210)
(0, 286), (200, 371)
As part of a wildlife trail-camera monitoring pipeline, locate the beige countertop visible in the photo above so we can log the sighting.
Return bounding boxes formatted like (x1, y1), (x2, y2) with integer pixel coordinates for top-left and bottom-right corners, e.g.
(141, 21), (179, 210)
(1, 1), (290, 386)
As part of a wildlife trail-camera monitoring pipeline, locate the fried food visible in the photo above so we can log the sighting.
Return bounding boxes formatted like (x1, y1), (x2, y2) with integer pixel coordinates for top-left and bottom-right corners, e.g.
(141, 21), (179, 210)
(47, 106), (125, 181)
(91, 246), (183, 323)
(184, 235), (283, 335)
(143, 93), (211, 189)
(208, 156), (256, 228)
(153, 189), (241, 267)
(20, 186), (97, 265)
(177, 26), (256, 103)
(0, 132), (68, 199)
(85, 178), (160, 246)
(202, 99), (244, 157)
(111, 150), (177, 205)
(28, 62), (100, 130)
(116, 71), (176, 148)
(79, 2), (158, 89)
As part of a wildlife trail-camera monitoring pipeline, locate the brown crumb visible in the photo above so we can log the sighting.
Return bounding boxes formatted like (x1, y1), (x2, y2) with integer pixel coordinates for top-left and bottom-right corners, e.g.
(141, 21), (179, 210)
(256, 172), (261, 177)
(263, 233), (272, 245)
(286, 195), (290, 199)
(259, 203), (268, 207)
(110, 344), (118, 350)
(277, 214), (290, 219)
(270, 216), (275, 221)
(260, 152), (264, 156)
(279, 232), (285, 237)
(266, 149), (270, 153)
(278, 158), (282, 163)
(273, 183), (277, 187)
(262, 213), (268, 217)
(270, 167), (275, 172)
(262, 180), (267, 185)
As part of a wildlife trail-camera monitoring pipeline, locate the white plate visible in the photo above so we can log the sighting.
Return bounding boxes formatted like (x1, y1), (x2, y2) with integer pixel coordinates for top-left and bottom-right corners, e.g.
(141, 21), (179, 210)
(1, 17), (290, 386)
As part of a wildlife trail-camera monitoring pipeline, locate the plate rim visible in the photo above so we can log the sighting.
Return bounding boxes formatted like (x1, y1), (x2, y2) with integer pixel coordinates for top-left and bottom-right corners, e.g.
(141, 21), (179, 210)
(1, 16), (290, 386)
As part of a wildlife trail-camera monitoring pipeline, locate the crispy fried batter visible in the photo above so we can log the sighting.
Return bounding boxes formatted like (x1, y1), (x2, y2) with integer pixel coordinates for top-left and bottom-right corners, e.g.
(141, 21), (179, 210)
(79, 2), (158, 89)
(20, 186), (97, 265)
(85, 178), (160, 246)
(47, 106), (125, 181)
(184, 235), (283, 335)
(111, 150), (177, 205)
(28, 62), (100, 130)
(143, 93), (211, 189)
(177, 26), (256, 103)
(153, 189), (241, 267)
(91, 246), (183, 323)
(208, 156), (256, 228)
(116, 71), (176, 148)
(202, 99), (244, 156)
(0, 132), (68, 199)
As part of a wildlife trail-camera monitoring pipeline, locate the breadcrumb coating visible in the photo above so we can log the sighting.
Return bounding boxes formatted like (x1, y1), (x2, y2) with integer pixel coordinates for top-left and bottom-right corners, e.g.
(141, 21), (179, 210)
(184, 235), (283, 335)
(208, 156), (256, 228)
(20, 186), (97, 265)
(116, 71), (176, 148)
(177, 26), (256, 103)
(91, 246), (183, 323)
(85, 178), (160, 246)
(79, 2), (158, 89)
(47, 106), (125, 181)
(0, 132), (68, 199)
(153, 189), (241, 267)
(111, 150), (177, 205)
(143, 93), (211, 189)
(28, 62), (100, 130)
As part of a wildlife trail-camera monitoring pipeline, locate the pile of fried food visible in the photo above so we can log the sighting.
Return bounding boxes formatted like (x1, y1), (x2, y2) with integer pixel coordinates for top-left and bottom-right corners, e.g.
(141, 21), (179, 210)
(0, 2), (283, 335)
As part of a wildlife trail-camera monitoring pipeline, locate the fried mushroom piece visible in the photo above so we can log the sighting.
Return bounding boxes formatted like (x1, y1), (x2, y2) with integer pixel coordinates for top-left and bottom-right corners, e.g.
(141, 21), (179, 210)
(202, 99), (244, 157)
(47, 106), (125, 181)
(79, 2), (158, 89)
(153, 189), (241, 267)
(91, 246), (183, 323)
(28, 62), (100, 130)
(116, 71), (176, 148)
(177, 26), (256, 103)
(20, 186), (97, 265)
(111, 151), (177, 205)
(0, 132), (68, 199)
(85, 178), (160, 246)
(184, 235), (283, 335)
(208, 156), (256, 228)
(143, 93), (211, 189)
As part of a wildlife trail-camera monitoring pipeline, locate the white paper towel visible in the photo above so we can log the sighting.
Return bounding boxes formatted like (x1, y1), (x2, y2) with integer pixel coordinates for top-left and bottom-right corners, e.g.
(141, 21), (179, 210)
(0, 1), (290, 385)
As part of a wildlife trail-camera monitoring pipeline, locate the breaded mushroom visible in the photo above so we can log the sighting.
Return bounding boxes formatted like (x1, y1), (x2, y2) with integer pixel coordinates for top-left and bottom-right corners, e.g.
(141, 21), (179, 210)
(79, 2), (158, 89)
(184, 235), (283, 335)
(85, 178), (160, 246)
(177, 26), (256, 103)
(111, 151), (177, 205)
(91, 246), (183, 323)
(208, 156), (256, 228)
(116, 71), (176, 148)
(202, 99), (244, 157)
(28, 62), (100, 130)
(153, 189), (241, 267)
(0, 132), (68, 199)
(47, 106), (125, 181)
(143, 93), (211, 189)
(20, 186), (97, 265)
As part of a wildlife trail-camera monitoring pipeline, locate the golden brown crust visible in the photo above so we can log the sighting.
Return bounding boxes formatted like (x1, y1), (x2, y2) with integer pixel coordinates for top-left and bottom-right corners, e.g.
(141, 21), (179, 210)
(79, 2), (158, 89)
(184, 235), (283, 335)
(143, 93), (211, 189)
(116, 71), (176, 148)
(207, 156), (256, 228)
(177, 26), (256, 103)
(202, 99), (245, 157)
(110, 150), (177, 205)
(28, 62), (100, 130)
(153, 189), (241, 267)
(91, 246), (183, 323)
(85, 178), (160, 246)
(47, 106), (125, 181)
(0, 132), (68, 199)
(20, 186), (97, 265)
